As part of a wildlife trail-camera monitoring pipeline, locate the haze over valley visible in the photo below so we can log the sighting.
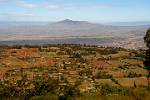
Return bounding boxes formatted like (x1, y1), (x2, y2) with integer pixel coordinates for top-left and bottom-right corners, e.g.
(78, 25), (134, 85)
(0, 19), (149, 49)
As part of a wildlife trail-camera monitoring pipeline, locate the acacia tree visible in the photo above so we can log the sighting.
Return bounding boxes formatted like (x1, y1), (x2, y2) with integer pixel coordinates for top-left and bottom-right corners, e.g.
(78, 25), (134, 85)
(144, 28), (150, 84)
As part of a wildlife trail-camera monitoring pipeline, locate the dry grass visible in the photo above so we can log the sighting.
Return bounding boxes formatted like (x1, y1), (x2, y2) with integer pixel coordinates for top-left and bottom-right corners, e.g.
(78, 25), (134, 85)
(116, 77), (148, 87)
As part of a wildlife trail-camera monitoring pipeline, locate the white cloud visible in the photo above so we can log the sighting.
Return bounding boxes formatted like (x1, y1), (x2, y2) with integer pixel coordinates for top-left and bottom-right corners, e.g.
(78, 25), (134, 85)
(0, 12), (44, 21)
(0, 12), (36, 18)
(43, 3), (113, 11)
(46, 5), (60, 9)
(0, 0), (10, 4)
(16, 0), (37, 9)
(0, 0), (8, 2)
(0, 0), (113, 10)
(0, 0), (37, 9)
(45, 5), (61, 10)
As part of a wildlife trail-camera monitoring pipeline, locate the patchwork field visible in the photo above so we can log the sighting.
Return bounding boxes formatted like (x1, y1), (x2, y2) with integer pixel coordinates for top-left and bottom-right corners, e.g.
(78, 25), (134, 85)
(0, 44), (149, 100)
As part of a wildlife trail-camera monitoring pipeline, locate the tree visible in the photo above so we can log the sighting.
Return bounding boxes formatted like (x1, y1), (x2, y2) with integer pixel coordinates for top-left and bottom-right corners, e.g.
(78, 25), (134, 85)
(144, 28), (150, 48)
(59, 85), (81, 100)
(144, 28), (150, 85)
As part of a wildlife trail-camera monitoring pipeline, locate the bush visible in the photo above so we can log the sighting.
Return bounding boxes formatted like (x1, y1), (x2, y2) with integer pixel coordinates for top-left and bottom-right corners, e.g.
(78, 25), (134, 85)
(30, 93), (58, 100)
(25, 79), (59, 99)
(101, 84), (127, 95)
(95, 73), (112, 79)
(98, 49), (118, 55)
(127, 72), (142, 78)
(59, 85), (81, 100)
(69, 53), (81, 58)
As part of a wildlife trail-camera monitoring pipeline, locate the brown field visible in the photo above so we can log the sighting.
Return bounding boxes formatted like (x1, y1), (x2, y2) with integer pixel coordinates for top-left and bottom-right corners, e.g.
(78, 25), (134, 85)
(0, 44), (149, 100)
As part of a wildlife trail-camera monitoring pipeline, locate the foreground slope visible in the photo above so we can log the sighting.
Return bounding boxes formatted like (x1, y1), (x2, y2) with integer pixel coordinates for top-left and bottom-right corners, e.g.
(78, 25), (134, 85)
(0, 44), (150, 100)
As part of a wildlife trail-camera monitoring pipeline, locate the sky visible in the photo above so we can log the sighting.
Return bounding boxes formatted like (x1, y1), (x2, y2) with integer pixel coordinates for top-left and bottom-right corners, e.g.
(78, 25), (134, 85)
(0, 0), (150, 22)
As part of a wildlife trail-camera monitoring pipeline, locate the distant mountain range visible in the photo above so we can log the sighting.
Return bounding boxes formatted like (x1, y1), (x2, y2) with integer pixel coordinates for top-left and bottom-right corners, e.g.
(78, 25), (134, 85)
(0, 19), (150, 49)
(1, 20), (150, 27)
(104, 21), (150, 26)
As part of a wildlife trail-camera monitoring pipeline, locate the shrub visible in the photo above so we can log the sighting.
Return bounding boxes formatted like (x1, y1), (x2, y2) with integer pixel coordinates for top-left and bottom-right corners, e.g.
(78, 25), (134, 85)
(95, 73), (112, 79)
(69, 53), (81, 58)
(29, 93), (58, 100)
(127, 72), (142, 78)
(101, 84), (127, 95)
(59, 85), (81, 100)
(98, 49), (118, 55)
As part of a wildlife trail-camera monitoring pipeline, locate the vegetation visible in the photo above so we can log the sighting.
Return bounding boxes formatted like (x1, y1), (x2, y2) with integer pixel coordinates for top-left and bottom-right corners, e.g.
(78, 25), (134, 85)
(98, 48), (118, 55)
(127, 72), (142, 78)
(0, 44), (149, 100)
(95, 73), (112, 79)
(144, 28), (150, 85)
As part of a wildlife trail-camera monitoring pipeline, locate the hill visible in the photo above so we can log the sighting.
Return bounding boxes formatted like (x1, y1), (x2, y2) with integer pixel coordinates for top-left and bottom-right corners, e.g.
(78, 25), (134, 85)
(0, 44), (150, 100)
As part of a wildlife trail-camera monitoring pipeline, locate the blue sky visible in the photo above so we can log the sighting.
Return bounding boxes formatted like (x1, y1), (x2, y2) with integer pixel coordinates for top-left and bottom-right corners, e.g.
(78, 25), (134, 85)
(0, 0), (150, 22)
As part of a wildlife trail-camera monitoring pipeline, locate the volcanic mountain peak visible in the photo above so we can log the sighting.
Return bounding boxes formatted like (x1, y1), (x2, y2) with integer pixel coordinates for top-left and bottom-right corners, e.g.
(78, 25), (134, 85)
(54, 19), (90, 25)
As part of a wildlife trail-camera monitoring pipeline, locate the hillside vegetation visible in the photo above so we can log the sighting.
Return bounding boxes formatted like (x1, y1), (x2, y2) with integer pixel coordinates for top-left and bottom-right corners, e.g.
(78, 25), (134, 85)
(0, 44), (150, 100)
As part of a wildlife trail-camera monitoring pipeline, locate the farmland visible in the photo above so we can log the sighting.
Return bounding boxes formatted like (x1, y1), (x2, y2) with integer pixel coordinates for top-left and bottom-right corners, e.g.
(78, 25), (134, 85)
(0, 44), (150, 100)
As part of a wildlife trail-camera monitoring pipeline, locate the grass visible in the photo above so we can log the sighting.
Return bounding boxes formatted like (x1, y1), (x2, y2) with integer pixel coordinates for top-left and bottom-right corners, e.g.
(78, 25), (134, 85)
(115, 77), (148, 87)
